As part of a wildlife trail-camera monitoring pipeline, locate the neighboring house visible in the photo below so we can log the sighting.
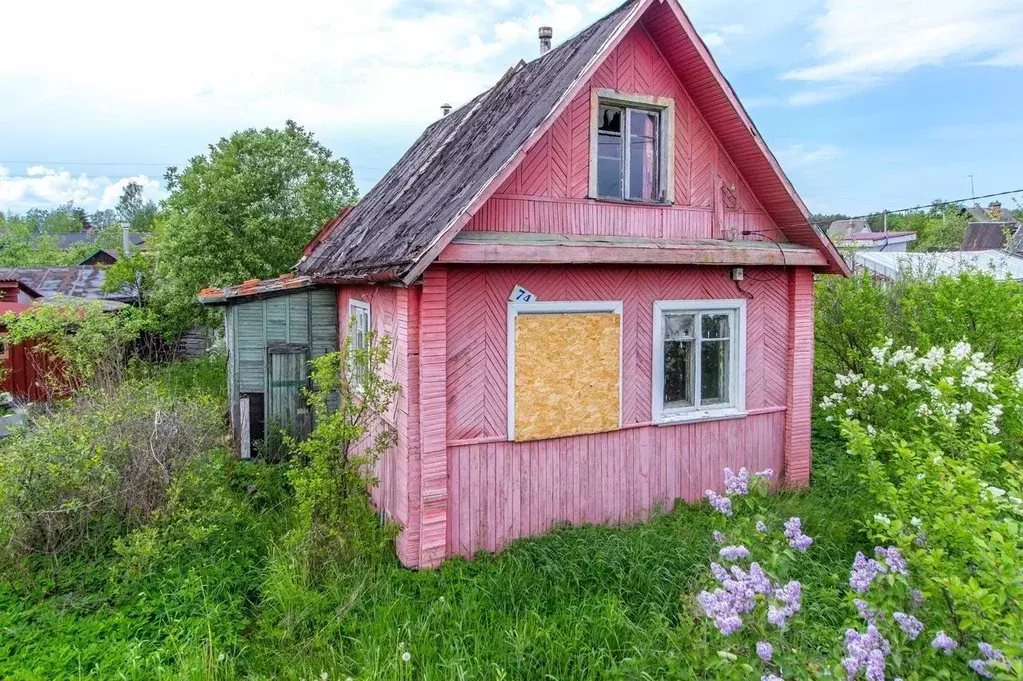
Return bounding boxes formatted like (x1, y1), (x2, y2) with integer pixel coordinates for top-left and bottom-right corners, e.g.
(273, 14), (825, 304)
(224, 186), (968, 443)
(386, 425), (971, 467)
(964, 201), (1023, 254)
(0, 266), (133, 309)
(52, 230), (147, 252)
(826, 219), (870, 240)
(202, 0), (848, 569)
(79, 248), (121, 266)
(835, 230), (916, 253)
(853, 250), (1023, 282)
(0, 279), (59, 401)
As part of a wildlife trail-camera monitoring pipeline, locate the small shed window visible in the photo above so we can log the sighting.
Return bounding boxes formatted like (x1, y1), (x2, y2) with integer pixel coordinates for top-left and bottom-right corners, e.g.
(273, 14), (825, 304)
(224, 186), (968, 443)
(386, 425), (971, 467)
(652, 300), (746, 424)
(590, 89), (675, 203)
(348, 299), (371, 384)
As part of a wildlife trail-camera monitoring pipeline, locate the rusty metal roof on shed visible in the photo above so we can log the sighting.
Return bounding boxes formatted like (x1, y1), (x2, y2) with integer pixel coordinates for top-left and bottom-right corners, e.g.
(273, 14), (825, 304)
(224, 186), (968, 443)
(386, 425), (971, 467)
(197, 274), (320, 306)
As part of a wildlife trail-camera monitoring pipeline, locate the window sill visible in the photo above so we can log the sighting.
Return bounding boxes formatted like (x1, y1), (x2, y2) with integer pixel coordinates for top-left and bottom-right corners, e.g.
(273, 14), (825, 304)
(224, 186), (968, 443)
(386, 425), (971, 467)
(589, 195), (673, 208)
(655, 407), (747, 426)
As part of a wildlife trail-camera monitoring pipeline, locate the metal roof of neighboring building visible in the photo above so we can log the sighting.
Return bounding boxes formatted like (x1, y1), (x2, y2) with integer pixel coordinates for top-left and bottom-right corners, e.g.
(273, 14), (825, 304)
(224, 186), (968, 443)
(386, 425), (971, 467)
(0, 267), (134, 304)
(854, 250), (1023, 282)
(961, 222), (1010, 251)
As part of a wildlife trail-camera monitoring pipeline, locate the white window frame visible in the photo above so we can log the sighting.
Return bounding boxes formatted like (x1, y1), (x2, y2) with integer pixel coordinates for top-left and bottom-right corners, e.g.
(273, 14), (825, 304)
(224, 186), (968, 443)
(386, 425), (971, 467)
(506, 300), (624, 441)
(348, 299), (371, 385)
(652, 299), (747, 425)
(589, 88), (676, 204)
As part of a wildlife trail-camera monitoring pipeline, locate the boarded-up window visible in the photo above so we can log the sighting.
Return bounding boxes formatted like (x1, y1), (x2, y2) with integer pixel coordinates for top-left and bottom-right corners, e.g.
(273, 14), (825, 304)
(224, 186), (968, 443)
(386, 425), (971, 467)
(508, 302), (622, 441)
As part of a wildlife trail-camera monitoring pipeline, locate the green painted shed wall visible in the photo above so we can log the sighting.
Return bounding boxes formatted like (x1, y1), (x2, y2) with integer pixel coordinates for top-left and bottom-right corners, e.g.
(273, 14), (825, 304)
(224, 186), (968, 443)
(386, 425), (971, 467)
(224, 288), (338, 439)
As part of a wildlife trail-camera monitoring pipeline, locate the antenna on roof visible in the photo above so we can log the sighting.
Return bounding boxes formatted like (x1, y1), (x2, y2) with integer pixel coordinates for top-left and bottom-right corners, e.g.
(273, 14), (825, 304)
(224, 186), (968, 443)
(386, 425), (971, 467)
(441, 103), (452, 117)
(539, 26), (553, 55)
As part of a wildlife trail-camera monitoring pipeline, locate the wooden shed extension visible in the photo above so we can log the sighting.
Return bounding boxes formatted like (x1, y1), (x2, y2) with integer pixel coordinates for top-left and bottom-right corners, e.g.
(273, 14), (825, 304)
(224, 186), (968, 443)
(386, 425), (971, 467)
(201, 277), (338, 456)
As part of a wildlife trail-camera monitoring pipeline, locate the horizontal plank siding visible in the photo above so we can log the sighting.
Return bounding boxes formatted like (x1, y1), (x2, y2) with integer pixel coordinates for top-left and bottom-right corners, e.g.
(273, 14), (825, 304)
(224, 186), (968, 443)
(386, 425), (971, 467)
(446, 411), (785, 557)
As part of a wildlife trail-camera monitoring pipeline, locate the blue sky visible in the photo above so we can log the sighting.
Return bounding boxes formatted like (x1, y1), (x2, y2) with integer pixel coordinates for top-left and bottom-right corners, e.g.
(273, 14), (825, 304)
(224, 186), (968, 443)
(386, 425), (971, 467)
(2, 0), (1021, 218)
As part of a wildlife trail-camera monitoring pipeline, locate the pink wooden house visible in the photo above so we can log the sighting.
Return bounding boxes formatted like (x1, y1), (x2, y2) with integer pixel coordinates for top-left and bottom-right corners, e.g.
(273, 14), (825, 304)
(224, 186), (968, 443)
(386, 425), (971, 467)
(296, 0), (849, 568)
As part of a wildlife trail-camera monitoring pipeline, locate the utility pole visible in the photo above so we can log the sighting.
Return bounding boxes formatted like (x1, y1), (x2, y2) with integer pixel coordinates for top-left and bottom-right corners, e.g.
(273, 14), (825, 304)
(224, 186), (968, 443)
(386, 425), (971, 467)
(882, 210), (888, 233)
(968, 174), (976, 200)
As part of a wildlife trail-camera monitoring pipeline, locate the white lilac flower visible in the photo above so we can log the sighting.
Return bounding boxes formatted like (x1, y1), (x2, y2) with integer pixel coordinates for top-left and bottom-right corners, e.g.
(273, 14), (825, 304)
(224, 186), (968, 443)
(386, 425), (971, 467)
(933, 455), (943, 464)
(879, 384), (888, 392)
(866, 425), (876, 437)
(846, 408), (855, 416)
(916, 403), (932, 417)
(872, 513), (891, 526)
(931, 631), (958, 655)
(761, 675), (783, 681)
(916, 473), (925, 481)
(825, 415), (834, 423)
(906, 378), (922, 391)
(910, 517), (922, 528)
(951, 341), (972, 360)
(1015, 368), (1023, 391)
(944, 376), (956, 387)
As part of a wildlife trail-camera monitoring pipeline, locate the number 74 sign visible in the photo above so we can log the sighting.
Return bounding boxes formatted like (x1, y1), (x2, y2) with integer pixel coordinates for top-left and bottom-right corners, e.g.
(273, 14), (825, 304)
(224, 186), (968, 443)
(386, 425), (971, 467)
(509, 284), (536, 303)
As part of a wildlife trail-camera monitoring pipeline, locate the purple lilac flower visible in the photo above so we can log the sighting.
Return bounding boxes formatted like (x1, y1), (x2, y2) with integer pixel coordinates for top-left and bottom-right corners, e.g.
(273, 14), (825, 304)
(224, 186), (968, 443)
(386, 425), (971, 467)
(705, 490), (733, 516)
(755, 520), (768, 533)
(755, 468), (774, 481)
(850, 552), (884, 593)
(724, 467), (750, 496)
(968, 659), (994, 678)
(843, 625), (891, 680)
(782, 517), (814, 552)
(698, 562), (776, 635)
(931, 630), (958, 655)
(854, 598), (876, 624)
(767, 581), (801, 629)
(712, 530), (727, 544)
(756, 641), (773, 662)
(893, 612), (924, 640)
(874, 546), (908, 575)
(719, 545), (750, 562)
(977, 643), (1005, 662)
(911, 589), (924, 606)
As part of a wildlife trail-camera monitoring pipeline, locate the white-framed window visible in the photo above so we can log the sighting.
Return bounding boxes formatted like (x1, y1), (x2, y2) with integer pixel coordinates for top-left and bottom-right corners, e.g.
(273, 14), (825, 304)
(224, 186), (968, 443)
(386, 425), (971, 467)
(507, 300), (623, 441)
(652, 299), (746, 424)
(589, 89), (675, 204)
(348, 299), (370, 384)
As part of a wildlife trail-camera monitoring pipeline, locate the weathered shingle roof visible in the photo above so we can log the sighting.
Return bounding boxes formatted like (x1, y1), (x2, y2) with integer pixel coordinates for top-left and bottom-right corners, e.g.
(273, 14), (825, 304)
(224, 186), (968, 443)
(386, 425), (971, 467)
(298, 0), (641, 281)
(198, 273), (318, 306)
(961, 222), (1009, 251)
(298, 0), (848, 281)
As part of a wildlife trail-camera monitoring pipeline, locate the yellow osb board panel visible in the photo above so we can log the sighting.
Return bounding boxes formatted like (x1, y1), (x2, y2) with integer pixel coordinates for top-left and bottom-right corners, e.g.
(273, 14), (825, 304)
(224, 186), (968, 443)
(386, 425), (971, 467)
(514, 312), (620, 442)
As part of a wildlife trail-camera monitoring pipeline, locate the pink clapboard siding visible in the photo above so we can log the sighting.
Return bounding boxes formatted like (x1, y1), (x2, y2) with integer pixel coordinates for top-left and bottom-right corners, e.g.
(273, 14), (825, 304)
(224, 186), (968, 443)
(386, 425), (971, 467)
(336, 286), (410, 539)
(464, 25), (782, 242)
(442, 263), (797, 560)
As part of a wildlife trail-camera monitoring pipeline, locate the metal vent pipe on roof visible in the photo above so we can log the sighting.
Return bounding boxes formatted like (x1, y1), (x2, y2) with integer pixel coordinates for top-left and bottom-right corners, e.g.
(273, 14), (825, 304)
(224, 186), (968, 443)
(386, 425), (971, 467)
(441, 103), (452, 117)
(539, 26), (552, 55)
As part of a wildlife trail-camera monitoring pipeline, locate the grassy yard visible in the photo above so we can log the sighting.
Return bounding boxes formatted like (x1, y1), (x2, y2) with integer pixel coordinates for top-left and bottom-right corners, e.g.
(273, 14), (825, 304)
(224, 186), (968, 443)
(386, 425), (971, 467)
(1, 389), (870, 681)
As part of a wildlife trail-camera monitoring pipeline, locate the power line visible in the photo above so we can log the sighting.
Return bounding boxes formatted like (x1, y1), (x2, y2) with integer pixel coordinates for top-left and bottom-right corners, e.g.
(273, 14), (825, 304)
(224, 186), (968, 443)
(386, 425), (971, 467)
(829, 188), (1023, 223)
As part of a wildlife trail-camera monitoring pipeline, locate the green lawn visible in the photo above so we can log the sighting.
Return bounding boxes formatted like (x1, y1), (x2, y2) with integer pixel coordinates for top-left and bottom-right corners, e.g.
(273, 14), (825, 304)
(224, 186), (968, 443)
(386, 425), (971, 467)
(1, 429), (870, 680)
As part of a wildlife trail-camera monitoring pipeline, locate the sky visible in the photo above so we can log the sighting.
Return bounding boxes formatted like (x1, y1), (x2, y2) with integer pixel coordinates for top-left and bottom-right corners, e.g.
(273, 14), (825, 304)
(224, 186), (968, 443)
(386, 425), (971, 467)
(2, 0), (1022, 218)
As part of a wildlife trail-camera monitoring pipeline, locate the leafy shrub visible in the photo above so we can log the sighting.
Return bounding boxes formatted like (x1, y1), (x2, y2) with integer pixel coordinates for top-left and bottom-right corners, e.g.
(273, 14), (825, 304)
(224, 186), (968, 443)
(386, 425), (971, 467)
(284, 326), (400, 578)
(815, 272), (1023, 407)
(0, 379), (222, 566)
(820, 340), (1023, 675)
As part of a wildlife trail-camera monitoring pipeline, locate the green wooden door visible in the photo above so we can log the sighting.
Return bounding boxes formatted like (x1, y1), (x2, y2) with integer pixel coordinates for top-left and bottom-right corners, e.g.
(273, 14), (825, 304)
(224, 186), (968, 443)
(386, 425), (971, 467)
(266, 344), (310, 440)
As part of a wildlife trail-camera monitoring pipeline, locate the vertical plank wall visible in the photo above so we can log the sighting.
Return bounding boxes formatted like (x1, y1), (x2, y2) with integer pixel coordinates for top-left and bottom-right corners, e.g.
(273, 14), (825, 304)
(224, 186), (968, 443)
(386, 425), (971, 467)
(463, 24), (783, 243)
(443, 263), (801, 560)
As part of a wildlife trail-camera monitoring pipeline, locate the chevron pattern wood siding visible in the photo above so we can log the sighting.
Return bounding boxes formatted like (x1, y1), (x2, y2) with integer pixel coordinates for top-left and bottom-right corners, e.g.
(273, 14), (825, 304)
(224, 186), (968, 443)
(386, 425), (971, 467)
(446, 264), (789, 440)
(440, 263), (807, 560)
(468, 25), (781, 242)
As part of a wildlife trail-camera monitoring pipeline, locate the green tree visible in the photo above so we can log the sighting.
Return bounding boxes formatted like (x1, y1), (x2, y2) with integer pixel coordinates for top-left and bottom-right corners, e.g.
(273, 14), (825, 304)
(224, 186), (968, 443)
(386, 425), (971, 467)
(115, 180), (158, 232)
(154, 121), (356, 332)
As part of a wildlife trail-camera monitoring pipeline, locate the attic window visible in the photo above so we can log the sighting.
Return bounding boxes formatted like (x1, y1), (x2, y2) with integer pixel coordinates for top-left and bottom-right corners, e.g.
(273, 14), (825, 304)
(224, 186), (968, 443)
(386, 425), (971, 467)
(590, 90), (675, 204)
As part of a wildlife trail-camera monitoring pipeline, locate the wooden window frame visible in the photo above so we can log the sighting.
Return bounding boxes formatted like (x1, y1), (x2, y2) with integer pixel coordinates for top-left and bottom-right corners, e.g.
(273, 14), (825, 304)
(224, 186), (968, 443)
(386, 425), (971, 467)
(348, 299), (371, 386)
(589, 88), (675, 205)
(506, 300), (624, 441)
(651, 299), (747, 425)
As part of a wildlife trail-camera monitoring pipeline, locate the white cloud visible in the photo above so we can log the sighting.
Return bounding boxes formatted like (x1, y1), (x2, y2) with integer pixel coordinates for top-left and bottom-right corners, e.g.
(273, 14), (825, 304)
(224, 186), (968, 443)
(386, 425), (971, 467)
(704, 32), (725, 47)
(774, 143), (844, 168)
(0, 165), (165, 212)
(785, 0), (1023, 85)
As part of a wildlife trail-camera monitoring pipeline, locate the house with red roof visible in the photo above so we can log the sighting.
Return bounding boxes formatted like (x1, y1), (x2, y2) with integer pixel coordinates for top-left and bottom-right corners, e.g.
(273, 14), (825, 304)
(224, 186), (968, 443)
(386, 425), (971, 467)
(202, 0), (847, 568)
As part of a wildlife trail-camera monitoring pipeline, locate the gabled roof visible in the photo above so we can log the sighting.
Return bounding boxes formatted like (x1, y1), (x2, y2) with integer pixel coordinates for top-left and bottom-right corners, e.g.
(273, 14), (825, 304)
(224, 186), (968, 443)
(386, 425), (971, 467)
(0, 267), (133, 304)
(298, 0), (847, 282)
(962, 223), (1009, 252)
